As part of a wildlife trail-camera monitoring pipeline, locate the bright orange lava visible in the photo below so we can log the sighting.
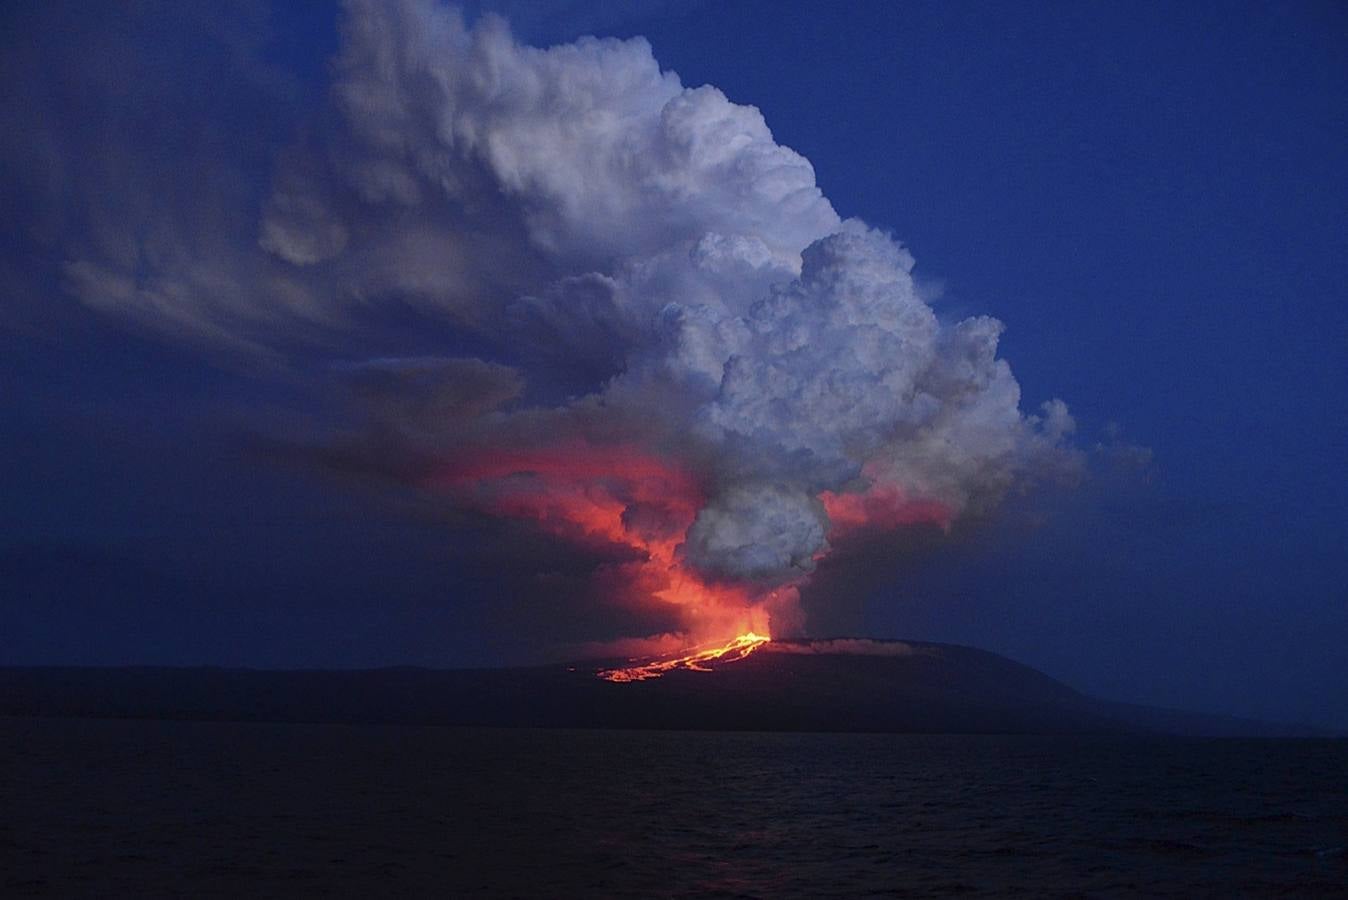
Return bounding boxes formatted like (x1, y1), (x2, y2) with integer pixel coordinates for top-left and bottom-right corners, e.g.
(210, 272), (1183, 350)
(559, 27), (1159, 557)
(596, 632), (771, 683)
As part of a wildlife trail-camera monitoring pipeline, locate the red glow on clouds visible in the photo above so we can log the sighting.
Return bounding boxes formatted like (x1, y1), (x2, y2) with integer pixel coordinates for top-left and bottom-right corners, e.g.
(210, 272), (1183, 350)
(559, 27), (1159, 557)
(821, 476), (952, 540)
(435, 442), (702, 554)
(432, 443), (949, 649)
(432, 442), (771, 641)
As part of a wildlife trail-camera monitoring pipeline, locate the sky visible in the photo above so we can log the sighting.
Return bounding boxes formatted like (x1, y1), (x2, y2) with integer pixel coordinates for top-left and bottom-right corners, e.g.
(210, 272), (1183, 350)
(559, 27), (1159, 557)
(1, 1), (1344, 730)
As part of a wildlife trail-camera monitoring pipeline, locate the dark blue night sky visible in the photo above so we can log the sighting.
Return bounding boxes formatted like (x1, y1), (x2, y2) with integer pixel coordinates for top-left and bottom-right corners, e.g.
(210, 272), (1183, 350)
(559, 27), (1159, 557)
(2, 1), (1344, 730)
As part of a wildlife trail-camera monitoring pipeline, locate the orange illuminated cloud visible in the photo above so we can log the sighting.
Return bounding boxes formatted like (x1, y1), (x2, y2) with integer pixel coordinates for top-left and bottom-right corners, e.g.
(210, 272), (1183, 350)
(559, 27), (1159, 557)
(429, 442), (952, 654)
(430, 441), (767, 642)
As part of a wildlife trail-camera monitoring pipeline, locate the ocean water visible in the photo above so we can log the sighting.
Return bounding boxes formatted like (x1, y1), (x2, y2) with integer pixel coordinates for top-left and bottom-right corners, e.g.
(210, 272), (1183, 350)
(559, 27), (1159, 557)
(2, 718), (1345, 897)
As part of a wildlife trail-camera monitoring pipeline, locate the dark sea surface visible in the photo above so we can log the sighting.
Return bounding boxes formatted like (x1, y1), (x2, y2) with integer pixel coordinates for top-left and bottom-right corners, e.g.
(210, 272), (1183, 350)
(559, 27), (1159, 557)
(2, 717), (1345, 898)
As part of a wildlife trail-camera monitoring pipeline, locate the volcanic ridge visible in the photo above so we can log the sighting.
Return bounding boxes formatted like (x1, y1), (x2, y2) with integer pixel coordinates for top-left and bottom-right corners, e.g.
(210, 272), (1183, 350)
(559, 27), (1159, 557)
(0, 638), (1310, 736)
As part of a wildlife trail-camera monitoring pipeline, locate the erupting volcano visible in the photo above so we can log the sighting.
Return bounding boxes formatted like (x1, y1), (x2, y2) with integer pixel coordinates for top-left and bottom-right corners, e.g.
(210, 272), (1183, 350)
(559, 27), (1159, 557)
(303, 5), (1083, 657)
(127, 1), (1081, 658)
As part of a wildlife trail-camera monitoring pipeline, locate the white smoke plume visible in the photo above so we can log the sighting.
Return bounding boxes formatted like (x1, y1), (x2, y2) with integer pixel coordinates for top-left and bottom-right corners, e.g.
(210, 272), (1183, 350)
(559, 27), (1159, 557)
(45, 0), (1081, 639)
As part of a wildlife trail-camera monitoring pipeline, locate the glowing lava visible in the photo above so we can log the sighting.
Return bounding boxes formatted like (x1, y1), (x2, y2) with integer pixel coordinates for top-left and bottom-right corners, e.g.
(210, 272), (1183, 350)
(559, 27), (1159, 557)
(597, 632), (771, 683)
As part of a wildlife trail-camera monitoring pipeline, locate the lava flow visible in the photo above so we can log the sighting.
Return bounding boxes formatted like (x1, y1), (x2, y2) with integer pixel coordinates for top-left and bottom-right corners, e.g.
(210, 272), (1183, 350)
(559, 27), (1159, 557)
(597, 632), (771, 683)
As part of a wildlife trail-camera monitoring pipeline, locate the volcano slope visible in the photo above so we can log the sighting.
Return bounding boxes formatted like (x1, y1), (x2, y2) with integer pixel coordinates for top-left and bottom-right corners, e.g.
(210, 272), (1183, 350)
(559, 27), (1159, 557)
(0, 639), (1309, 736)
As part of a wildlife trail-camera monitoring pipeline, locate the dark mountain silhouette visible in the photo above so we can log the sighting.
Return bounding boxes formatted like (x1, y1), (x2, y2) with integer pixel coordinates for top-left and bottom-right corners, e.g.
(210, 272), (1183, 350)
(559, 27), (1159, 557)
(0, 639), (1313, 736)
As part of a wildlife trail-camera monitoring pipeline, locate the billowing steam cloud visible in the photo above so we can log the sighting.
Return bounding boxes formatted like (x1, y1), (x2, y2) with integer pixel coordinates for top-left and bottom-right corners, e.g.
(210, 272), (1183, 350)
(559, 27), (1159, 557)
(52, 1), (1080, 645)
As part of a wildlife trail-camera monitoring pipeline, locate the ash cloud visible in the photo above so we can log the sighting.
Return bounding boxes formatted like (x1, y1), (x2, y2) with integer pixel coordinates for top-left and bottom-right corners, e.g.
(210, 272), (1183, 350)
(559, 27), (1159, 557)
(17, 0), (1081, 640)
